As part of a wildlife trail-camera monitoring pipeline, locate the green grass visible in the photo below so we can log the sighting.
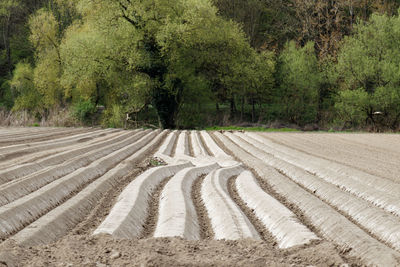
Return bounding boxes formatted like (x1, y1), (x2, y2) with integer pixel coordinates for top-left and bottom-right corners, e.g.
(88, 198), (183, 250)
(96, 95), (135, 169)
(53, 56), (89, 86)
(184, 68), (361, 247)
(204, 126), (299, 132)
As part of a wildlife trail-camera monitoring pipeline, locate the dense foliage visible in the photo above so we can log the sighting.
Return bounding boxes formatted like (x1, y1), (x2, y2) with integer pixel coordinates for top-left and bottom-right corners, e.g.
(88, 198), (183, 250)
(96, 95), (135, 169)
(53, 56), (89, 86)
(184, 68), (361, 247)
(1, 0), (400, 130)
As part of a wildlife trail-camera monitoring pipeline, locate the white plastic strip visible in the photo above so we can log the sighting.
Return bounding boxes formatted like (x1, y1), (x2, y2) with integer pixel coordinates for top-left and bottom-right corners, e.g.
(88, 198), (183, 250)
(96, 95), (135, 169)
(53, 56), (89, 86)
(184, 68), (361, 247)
(199, 131), (230, 158)
(243, 132), (400, 218)
(236, 171), (319, 248)
(0, 130), (144, 185)
(201, 164), (260, 240)
(174, 131), (189, 157)
(154, 163), (220, 240)
(11, 130), (167, 246)
(156, 130), (178, 156)
(191, 131), (207, 157)
(214, 132), (400, 267)
(247, 132), (400, 199)
(0, 131), (157, 239)
(227, 132), (400, 251)
(93, 162), (193, 239)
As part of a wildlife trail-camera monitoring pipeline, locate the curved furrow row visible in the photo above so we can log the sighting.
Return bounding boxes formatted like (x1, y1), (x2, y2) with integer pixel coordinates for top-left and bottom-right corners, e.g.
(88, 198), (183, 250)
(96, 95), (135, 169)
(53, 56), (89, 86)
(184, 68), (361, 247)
(0, 127), (53, 139)
(156, 130), (178, 157)
(198, 131), (213, 156)
(0, 128), (116, 157)
(199, 131), (237, 167)
(0, 130), (141, 185)
(0, 128), (111, 156)
(0, 130), (158, 239)
(0, 127), (72, 141)
(0, 128), (115, 164)
(0, 127), (92, 145)
(154, 163), (219, 240)
(154, 131), (178, 164)
(93, 162), (193, 239)
(174, 131), (190, 157)
(337, 133), (400, 154)
(191, 131), (208, 157)
(244, 132), (400, 216)
(199, 131), (230, 159)
(248, 132), (400, 196)
(11, 130), (167, 247)
(0, 130), (149, 205)
(302, 132), (400, 161)
(269, 133), (400, 180)
(235, 171), (319, 249)
(213, 132), (400, 267)
(201, 164), (260, 240)
(226, 132), (400, 251)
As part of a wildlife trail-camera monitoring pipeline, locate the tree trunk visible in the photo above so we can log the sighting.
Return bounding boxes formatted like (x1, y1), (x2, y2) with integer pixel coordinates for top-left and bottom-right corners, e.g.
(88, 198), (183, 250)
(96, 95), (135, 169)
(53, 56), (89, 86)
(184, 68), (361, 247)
(152, 87), (179, 129)
(230, 97), (237, 120)
(251, 96), (255, 123)
(240, 96), (244, 121)
(3, 15), (12, 76)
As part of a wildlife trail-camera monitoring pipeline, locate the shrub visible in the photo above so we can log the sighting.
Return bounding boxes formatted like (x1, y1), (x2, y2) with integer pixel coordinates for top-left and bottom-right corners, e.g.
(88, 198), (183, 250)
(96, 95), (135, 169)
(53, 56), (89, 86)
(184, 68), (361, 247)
(102, 104), (124, 128)
(71, 100), (96, 124)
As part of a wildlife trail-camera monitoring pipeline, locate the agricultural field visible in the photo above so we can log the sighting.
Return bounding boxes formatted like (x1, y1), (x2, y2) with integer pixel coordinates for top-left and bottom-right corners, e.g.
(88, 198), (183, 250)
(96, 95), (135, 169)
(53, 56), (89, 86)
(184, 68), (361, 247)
(0, 127), (400, 266)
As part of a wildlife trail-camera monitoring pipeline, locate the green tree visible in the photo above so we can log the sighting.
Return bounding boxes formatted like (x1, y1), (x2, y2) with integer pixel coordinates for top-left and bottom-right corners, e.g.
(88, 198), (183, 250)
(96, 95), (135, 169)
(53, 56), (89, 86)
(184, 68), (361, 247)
(276, 41), (321, 125)
(0, 0), (22, 76)
(335, 11), (400, 129)
(59, 0), (259, 129)
(213, 0), (298, 50)
(334, 89), (370, 128)
(29, 8), (64, 109)
(10, 62), (42, 112)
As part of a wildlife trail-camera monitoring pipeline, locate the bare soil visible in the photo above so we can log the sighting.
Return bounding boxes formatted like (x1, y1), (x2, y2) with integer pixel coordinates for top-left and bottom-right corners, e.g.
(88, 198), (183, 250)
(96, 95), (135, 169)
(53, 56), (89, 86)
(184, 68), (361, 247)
(3, 129), (396, 266)
(0, 235), (346, 267)
(191, 175), (214, 240)
(227, 176), (277, 244)
(141, 176), (174, 238)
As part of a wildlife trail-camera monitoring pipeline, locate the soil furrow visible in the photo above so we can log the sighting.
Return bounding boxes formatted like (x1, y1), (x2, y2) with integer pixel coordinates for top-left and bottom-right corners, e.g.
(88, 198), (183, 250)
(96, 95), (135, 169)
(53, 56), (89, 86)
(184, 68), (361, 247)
(0, 131), (157, 239)
(208, 132), (318, 236)
(201, 166), (260, 240)
(188, 131), (194, 157)
(72, 166), (147, 236)
(93, 162), (193, 238)
(0, 128), (93, 146)
(260, 133), (400, 184)
(141, 176), (174, 238)
(0, 130), (137, 186)
(212, 131), (400, 266)
(248, 132), (400, 197)
(245, 132), (400, 213)
(154, 164), (218, 240)
(170, 130), (179, 157)
(191, 175), (214, 240)
(71, 133), (167, 236)
(229, 132), (400, 252)
(272, 165), (400, 253)
(0, 129), (109, 166)
(1, 170), (103, 242)
(227, 176), (277, 244)
(198, 131), (213, 156)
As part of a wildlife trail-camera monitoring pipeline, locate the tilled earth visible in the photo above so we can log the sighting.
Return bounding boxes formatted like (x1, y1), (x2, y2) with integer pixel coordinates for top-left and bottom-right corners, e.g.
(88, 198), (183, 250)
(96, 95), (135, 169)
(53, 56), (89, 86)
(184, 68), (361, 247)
(0, 127), (400, 266)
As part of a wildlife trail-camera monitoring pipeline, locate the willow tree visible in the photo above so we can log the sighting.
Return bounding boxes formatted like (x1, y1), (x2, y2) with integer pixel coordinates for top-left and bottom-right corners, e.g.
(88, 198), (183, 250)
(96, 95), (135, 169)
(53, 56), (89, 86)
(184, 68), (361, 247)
(29, 9), (64, 109)
(59, 0), (259, 128)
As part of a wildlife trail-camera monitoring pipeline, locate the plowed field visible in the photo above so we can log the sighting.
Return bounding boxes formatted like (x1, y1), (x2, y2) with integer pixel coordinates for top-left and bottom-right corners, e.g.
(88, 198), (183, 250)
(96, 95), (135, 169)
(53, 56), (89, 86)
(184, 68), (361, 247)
(0, 128), (399, 266)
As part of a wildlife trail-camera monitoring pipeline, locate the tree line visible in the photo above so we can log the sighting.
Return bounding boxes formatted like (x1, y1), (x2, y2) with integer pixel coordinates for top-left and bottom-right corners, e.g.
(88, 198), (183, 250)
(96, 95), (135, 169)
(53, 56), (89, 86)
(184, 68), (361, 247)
(1, 0), (400, 130)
